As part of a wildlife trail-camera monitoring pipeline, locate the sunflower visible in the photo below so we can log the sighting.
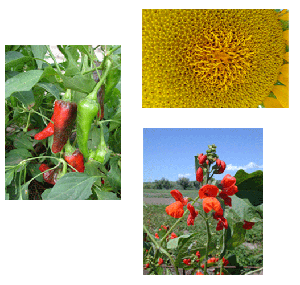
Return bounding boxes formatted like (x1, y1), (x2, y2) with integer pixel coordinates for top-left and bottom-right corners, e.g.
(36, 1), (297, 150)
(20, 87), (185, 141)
(142, 9), (289, 108)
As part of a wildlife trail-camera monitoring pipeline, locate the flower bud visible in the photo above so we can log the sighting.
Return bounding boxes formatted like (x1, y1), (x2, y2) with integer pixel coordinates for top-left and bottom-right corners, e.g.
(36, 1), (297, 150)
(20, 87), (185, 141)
(196, 167), (203, 182)
(198, 153), (207, 165)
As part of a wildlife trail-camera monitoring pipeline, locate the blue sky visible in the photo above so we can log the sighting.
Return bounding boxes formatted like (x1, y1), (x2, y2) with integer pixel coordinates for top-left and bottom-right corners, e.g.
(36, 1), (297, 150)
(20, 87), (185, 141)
(143, 128), (263, 182)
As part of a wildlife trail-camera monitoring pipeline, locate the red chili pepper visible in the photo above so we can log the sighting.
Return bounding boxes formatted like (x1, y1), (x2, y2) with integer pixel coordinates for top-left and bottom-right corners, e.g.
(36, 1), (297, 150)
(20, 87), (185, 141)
(64, 149), (85, 173)
(34, 114), (55, 140)
(39, 164), (58, 185)
(52, 100), (77, 153)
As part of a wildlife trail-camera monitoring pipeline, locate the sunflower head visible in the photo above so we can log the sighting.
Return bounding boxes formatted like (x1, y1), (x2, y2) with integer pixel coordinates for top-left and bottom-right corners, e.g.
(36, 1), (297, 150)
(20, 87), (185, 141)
(142, 9), (289, 108)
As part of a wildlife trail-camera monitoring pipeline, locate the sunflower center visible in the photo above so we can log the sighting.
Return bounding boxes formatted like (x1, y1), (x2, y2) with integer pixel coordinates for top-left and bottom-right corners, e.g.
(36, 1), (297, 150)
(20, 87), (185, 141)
(186, 31), (255, 91)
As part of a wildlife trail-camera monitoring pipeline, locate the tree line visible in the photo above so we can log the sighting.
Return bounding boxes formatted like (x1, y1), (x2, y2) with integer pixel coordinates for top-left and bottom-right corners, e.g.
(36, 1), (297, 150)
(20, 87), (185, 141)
(143, 177), (220, 190)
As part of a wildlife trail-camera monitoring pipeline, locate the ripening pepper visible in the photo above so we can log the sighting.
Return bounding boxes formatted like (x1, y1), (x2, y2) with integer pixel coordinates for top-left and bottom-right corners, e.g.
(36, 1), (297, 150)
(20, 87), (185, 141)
(52, 100), (77, 153)
(64, 149), (85, 173)
(39, 164), (59, 185)
(34, 114), (55, 140)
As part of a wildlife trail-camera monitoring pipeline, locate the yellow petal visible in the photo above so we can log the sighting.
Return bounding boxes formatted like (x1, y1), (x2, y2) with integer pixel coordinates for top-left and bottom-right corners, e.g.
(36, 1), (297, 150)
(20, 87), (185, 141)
(278, 9), (288, 16)
(263, 97), (283, 108)
(283, 30), (289, 45)
(279, 11), (289, 21)
(278, 64), (289, 86)
(283, 52), (289, 62)
(272, 85), (289, 108)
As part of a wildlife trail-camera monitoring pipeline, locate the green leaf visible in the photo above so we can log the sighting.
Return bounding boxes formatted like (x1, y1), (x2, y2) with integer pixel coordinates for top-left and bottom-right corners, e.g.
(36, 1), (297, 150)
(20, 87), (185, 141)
(36, 82), (60, 99)
(5, 51), (33, 70)
(14, 132), (34, 151)
(107, 156), (121, 192)
(5, 169), (14, 186)
(93, 190), (120, 200)
(5, 148), (32, 166)
(61, 74), (95, 94)
(105, 67), (121, 98)
(5, 70), (44, 98)
(226, 222), (246, 250)
(31, 45), (47, 69)
(167, 234), (190, 250)
(109, 104), (121, 132)
(230, 195), (258, 221)
(235, 170), (263, 206)
(43, 172), (97, 200)
(174, 231), (220, 267)
(11, 90), (35, 107)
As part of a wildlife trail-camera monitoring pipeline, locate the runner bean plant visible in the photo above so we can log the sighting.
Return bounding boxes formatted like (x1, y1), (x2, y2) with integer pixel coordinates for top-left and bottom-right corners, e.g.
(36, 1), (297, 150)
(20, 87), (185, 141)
(143, 144), (263, 275)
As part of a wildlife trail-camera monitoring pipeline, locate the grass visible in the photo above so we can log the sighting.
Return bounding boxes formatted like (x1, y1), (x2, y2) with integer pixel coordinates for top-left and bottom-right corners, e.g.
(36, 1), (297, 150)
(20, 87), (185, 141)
(144, 201), (263, 270)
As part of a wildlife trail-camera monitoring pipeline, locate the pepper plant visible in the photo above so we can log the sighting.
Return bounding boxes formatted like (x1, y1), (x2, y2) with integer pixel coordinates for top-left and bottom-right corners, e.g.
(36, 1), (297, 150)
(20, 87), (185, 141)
(143, 144), (263, 275)
(5, 45), (121, 200)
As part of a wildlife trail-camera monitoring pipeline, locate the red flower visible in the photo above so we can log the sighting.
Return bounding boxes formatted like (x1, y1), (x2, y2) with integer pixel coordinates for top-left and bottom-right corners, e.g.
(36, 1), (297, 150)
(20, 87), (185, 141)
(198, 153), (207, 165)
(161, 225), (167, 230)
(165, 201), (184, 218)
(203, 197), (223, 216)
(224, 185), (238, 196)
(243, 220), (255, 230)
(155, 233), (159, 239)
(166, 190), (188, 218)
(196, 271), (204, 275)
(222, 257), (229, 266)
(221, 174), (238, 196)
(170, 232), (177, 239)
(207, 257), (219, 263)
(199, 185), (219, 199)
(187, 203), (198, 226)
(216, 217), (228, 231)
(221, 174), (236, 189)
(144, 263), (149, 269)
(217, 272), (225, 275)
(170, 190), (188, 205)
(219, 192), (232, 207)
(196, 167), (203, 182)
(183, 259), (191, 266)
(158, 258), (163, 265)
(196, 251), (201, 259)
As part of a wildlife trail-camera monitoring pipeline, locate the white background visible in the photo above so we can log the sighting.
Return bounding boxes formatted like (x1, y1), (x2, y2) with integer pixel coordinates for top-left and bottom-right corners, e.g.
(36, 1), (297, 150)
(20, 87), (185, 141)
(1, 0), (299, 284)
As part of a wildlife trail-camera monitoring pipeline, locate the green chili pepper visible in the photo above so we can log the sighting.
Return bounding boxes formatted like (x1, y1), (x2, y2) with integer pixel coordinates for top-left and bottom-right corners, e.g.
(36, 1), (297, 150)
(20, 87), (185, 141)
(91, 123), (107, 163)
(77, 97), (98, 159)
(76, 58), (112, 160)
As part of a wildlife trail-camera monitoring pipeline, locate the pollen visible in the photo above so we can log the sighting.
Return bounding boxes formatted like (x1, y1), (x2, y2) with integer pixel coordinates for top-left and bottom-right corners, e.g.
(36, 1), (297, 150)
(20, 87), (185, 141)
(142, 9), (286, 108)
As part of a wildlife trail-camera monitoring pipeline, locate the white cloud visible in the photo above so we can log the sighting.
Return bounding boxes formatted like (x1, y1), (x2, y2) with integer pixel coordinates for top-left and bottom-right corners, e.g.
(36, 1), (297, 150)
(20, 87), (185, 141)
(178, 173), (191, 178)
(226, 162), (263, 171)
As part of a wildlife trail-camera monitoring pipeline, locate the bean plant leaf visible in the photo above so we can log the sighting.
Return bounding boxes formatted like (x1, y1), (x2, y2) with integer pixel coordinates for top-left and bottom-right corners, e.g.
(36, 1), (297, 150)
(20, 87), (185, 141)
(5, 70), (44, 98)
(43, 173), (97, 200)
(226, 222), (246, 250)
(235, 169), (263, 206)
